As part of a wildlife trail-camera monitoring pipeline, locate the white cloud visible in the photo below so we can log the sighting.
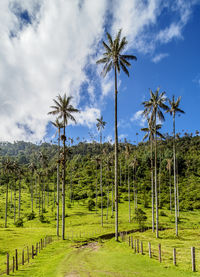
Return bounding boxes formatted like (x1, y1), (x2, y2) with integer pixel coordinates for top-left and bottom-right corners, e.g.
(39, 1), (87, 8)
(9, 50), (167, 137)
(0, 0), (198, 142)
(131, 110), (146, 127)
(0, 0), (107, 142)
(76, 107), (101, 128)
(152, 53), (169, 63)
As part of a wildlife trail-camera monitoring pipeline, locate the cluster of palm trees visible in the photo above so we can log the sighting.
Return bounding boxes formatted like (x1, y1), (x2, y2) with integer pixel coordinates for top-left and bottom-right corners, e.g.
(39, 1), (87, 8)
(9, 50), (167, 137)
(48, 94), (79, 240)
(142, 89), (184, 237)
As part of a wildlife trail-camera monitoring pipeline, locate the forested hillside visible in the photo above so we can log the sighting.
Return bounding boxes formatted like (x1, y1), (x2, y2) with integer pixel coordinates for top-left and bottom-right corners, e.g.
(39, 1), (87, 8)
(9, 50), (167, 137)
(0, 133), (200, 214)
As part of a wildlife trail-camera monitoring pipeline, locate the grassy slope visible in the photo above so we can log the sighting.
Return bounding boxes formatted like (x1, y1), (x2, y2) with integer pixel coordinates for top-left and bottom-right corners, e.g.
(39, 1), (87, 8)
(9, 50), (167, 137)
(9, 239), (199, 277)
(1, 190), (200, 276)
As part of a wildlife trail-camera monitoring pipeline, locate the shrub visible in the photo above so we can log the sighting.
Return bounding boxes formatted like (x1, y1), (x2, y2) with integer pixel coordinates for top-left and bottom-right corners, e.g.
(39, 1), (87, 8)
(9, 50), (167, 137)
(133, 208), (147, 230)
(39, 214), (49, 223)
(88, 199), (95, 211)
(14, 218), (23, 227)
(160, 211), (167, 217)
(26, 212), (36, 220)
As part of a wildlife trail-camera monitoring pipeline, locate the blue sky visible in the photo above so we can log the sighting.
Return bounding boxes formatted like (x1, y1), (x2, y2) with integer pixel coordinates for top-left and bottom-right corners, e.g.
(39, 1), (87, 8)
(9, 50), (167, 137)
(0, 0), (200, 144)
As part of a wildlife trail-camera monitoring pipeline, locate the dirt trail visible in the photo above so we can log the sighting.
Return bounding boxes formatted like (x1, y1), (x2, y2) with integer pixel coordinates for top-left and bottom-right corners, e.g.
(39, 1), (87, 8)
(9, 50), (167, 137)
(64, 242), (100, 277)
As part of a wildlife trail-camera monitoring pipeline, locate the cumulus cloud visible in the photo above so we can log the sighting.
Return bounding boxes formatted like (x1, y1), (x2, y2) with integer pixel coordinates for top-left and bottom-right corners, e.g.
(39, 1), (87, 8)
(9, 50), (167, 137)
(0, 0), (198, 142)
(0, 0), (107, 142)
(152, 53), (169, 63)
(131, 110), (146, 127)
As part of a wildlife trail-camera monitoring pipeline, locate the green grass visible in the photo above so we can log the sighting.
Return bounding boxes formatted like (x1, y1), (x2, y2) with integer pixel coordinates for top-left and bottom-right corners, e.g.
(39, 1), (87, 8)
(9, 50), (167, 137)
(1, 189), (200, 276)
(8, 238), (199, 277)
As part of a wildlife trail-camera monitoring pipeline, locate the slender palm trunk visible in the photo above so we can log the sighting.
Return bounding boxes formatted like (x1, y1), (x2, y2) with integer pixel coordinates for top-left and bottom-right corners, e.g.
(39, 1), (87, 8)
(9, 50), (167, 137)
(38, 176), (41, 215)
(10, 182), (12, 205)
(62, 119), (66, 240)
(159, 155), (161, 208)
(18, 179), (21, 219)
(154, 115), (159, 238)
(128, 165), (131, 223)
(177, 161), (179, 217)
(31, 176), (34, 213)
(100, 131), (103, 227)
(114, 67), (119, 241)
(150, 135), (154, 232)
(169, 170), (172, 213)
(173, 113), (178, 236)
(111, 165), (114, 217)
(14, 185), (16, 224)
(95, 162), (98, 214)
(133, 169), (135, 211)
(57, 129), (60, 237)
(5, 182), (8, 228)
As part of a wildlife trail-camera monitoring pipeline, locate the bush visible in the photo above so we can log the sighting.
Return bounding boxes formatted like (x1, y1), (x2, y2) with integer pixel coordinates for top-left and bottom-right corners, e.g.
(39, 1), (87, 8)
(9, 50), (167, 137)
(26, 212), (36, 220)
(39, 214), (49, 223)
(133, 208), (147, 230)
(160, 211), (167, 217)
(88, 199), (95, 211)
(14, 218), (23, 227)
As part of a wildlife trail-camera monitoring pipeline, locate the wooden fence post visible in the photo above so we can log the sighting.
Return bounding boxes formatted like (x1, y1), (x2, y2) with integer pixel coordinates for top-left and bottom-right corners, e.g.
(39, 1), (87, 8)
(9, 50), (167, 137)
(134, 240), (136, 253)
(12, 256), (15, 272)
(27, 246), (29, 263)
(15, 249), (18, 270)
(6, 253), (9, 275)
(191, 247), (196, 272)
(173, 248), (176, 266)
(36, 243), (38, 256)
(148, 242), (151, 258)
(131, 236), (133, 249)
(141, 241), (143, 255)
(137, 239), (139, 253)
(32, 245), (34, 259)
(158, 244), (161, 263)
(22, 249), (24, 265)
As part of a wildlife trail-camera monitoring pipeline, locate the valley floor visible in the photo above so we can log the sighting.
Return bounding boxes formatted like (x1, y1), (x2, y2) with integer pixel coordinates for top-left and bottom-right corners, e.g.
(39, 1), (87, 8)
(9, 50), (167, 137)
(8, 237), (199, 277)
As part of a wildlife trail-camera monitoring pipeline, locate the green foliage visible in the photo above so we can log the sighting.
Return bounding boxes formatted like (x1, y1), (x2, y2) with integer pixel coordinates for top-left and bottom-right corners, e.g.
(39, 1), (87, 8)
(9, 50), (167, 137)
(14, 218), (24, 227)
(133, 208), (147, 230)
(87, 199), (95, 211)
(26, 211), (36, 220)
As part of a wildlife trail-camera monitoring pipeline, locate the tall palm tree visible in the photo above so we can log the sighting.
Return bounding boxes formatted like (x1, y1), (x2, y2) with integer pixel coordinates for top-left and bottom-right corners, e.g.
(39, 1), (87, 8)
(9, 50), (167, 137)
(96, 29), (137, 241)
(28, 162), (37, 213)
(142, 88), (168, 238)
(125, 144), (131, 223)
(166, 95), (184, 237)
(2, 158), (13, 228)
(96, 116), (106, 227)
(166, 158), (172, 213)
(51, 118), (64, 237)
(141, 118), (164, 233)
(48, 94), (79, 240)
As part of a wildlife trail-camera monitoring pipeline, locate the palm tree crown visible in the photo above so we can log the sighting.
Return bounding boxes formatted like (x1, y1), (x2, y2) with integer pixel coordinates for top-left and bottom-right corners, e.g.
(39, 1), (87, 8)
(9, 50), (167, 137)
(96, 29), (137, 78)
(166, 96), (185, 117)
(48, 94), (79, 125)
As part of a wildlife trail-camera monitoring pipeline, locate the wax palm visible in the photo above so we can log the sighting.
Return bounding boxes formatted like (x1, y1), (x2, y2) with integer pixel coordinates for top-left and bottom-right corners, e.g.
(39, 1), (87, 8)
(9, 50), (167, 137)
(96, 116), (106, 227)
(51, 118), (64, 237)
(28, 162), (37, 213)
(141, 118), (164, 233)
(166, 96), (184, 236)
(166, 158), (173, 213)
(48, 94), (79, 240)
(2, 158), (14, 228)
(142, 88), (168, 238)
(97, 29), (137, 241)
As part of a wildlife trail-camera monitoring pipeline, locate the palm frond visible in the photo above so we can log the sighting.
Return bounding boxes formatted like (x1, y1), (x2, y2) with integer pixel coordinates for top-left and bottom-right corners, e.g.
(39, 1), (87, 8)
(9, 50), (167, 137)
(120, 61), (129, 76)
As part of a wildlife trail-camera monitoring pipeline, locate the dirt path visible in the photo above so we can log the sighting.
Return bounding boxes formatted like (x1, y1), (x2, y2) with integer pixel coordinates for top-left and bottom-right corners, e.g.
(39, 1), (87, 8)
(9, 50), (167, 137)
(64, 242), (101, 277)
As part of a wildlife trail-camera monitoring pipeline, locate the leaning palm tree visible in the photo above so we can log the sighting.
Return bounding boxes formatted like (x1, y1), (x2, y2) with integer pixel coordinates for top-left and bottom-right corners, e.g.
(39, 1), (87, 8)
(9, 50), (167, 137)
(96, 29), (137, 241)
(141, 118), (164, 233)
(166, 95), (184, 237)
(51, 118), (64, 237)
(48, 94), (79, 240)
(96, 116), (106, 227)
(142, 88), (168, 238)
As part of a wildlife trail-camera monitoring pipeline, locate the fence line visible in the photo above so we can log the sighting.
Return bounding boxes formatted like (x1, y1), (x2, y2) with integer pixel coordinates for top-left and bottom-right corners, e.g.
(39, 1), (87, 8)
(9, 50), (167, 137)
(125, 234), (198, 273)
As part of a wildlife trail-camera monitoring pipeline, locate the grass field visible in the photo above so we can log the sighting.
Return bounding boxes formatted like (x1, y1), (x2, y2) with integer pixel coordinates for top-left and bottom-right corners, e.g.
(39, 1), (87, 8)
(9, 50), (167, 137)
(1, 189), (200, 276)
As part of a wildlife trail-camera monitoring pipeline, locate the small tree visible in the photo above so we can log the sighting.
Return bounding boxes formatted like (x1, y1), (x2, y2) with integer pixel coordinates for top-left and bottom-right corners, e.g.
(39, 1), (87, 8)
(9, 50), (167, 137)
(134, 208), (147, 231)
